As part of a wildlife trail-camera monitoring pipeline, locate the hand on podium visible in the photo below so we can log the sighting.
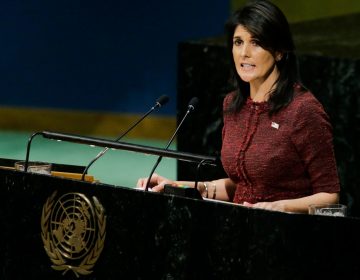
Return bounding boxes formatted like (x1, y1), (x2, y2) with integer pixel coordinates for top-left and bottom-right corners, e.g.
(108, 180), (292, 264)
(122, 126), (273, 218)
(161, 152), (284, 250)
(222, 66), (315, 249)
(136, 173), (204, 200)
(136, 173), (174, 192)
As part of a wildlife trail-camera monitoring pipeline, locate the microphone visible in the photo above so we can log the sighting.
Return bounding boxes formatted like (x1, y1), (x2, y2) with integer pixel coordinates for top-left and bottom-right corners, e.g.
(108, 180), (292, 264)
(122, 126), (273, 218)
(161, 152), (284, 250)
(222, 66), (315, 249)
(81, 94), (169, 180)
(145, 97), (199, 192)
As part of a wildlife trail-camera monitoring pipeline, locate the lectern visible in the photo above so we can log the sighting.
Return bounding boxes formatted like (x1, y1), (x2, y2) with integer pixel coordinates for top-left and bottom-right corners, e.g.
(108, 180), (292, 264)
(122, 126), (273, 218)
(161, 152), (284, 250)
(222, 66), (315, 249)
(1, 132), (360, 279)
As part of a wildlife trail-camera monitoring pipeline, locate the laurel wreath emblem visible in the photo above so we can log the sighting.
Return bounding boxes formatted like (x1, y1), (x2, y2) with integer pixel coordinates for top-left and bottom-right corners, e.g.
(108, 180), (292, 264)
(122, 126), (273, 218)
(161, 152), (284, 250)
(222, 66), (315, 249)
(41, 191), (106, 277)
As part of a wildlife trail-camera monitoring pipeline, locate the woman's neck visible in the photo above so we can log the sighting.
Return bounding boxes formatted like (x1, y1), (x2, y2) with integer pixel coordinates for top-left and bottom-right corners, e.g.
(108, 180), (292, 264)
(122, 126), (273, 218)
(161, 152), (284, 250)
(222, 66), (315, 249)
(249, 66), (280, 102)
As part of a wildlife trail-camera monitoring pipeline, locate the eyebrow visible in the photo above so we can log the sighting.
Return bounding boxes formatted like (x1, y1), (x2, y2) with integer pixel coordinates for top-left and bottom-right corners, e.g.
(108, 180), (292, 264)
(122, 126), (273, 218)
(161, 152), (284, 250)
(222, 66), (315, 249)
(233, 35), (258, 41)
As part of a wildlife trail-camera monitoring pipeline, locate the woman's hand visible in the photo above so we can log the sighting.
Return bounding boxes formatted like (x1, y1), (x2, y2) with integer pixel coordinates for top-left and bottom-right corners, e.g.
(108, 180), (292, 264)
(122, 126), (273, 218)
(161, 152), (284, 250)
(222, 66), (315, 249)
(136, 173), (175, 192)
(243, 200), (288, 212)
(243, 193), (339, 214)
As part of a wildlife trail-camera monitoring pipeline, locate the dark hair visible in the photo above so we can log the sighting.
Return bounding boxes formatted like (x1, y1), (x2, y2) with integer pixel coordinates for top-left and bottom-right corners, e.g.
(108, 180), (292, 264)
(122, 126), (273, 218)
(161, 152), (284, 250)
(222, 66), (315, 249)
(225, 0), (303, 114)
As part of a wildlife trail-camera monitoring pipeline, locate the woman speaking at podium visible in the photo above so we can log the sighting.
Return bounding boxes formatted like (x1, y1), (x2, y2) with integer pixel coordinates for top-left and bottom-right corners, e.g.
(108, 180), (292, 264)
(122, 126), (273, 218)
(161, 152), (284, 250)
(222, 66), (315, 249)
(137, 0), (340, 214)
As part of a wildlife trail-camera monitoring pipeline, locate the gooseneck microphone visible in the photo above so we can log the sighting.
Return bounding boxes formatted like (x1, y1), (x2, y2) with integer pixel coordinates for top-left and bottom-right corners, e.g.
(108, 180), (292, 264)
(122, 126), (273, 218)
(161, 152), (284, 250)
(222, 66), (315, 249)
(81, 94), (169, 180)
(145, 97), (199, 191)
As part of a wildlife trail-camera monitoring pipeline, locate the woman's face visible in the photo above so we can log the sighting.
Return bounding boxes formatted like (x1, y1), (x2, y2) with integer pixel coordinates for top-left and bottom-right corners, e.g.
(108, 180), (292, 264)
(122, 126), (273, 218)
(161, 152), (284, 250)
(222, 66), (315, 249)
(232, 25), (279, 86)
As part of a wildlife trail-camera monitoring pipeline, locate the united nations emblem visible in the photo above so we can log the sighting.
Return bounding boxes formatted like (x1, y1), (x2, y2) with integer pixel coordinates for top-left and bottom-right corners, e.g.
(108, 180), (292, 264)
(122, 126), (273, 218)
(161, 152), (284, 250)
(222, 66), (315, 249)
(41, 191), (106, 277)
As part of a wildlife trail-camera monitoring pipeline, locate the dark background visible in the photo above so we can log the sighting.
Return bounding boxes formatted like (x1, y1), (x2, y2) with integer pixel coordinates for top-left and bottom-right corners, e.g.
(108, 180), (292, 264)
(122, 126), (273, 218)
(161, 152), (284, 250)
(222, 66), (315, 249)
(0, 0), (229, 115)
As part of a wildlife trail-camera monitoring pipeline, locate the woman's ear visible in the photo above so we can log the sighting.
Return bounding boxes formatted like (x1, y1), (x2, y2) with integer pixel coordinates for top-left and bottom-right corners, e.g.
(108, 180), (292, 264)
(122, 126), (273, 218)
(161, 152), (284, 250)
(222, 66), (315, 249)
(275, 52), (283, 62)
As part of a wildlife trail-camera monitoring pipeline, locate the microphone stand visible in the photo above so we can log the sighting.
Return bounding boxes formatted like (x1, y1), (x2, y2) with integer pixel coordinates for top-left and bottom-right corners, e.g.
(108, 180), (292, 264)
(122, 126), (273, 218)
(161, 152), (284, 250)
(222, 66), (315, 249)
(81, 95), (168, 180)
(194, 159), (210, 191)
(23, 130), (218, 174)
(145, 97), (198, 192)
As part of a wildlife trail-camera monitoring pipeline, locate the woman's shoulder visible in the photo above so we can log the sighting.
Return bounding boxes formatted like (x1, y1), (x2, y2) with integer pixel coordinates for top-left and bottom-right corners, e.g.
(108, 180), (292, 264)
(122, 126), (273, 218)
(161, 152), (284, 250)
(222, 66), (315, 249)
(224, 91), (236, 103)
(291, 86), (325, 112)
(288, 86), (330, 125)
(223, 91), (237, 110)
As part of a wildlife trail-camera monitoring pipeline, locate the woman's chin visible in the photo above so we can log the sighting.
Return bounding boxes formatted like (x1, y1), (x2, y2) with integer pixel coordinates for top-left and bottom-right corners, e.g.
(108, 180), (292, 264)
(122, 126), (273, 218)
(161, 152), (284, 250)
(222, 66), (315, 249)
(239, 75), (253, 83)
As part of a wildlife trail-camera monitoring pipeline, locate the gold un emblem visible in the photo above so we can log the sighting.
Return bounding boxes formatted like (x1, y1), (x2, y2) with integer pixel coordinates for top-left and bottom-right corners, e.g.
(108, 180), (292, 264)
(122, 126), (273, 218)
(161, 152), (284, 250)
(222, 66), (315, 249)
(41, 191), (106, 277)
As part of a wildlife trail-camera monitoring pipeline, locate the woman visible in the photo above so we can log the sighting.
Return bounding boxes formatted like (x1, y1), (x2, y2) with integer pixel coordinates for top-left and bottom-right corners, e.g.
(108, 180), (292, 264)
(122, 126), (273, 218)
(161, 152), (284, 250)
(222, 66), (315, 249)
(137, 0), (340, 213)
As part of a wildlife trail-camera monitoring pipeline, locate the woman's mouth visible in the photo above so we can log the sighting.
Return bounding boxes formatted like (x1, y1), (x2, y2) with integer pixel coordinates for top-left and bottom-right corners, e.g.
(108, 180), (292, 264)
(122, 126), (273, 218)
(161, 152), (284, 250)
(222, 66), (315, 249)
(241, 63), (256, 69)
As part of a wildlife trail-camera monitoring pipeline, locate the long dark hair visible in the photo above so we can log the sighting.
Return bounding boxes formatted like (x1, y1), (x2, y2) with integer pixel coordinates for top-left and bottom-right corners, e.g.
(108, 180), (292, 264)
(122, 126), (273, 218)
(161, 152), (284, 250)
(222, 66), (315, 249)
(225, 0), (303, 114)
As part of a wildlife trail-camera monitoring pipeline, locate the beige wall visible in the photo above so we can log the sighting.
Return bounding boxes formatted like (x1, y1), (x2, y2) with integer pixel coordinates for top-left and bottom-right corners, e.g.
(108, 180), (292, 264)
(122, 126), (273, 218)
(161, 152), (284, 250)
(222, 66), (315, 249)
(231, 0), (360, 22)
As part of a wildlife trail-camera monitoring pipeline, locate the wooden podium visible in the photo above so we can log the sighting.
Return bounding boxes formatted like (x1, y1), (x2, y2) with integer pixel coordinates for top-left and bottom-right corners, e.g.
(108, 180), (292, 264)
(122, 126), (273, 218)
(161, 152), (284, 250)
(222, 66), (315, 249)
(1, 162), (360, 279)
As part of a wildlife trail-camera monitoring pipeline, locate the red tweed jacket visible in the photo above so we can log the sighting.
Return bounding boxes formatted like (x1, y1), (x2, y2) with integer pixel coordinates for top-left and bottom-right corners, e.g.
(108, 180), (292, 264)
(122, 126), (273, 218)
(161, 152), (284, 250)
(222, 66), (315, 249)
(221, 89), (340, 204)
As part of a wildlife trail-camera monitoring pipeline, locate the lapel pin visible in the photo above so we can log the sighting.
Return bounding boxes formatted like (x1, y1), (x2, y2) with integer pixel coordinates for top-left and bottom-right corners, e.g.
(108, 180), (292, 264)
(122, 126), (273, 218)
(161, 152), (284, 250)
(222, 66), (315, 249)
(271, 122), (279, 129)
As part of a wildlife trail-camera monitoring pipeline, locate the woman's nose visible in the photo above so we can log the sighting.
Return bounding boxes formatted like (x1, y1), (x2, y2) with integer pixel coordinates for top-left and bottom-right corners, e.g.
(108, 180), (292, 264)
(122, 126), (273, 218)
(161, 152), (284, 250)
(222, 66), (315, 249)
(240, 43), (250, 57)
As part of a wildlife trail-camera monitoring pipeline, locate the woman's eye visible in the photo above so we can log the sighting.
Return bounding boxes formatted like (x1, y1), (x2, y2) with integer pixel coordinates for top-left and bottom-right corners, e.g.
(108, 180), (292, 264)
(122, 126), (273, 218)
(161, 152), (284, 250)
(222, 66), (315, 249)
(233, 39), (242, 46)
(251, 40), (259, 46)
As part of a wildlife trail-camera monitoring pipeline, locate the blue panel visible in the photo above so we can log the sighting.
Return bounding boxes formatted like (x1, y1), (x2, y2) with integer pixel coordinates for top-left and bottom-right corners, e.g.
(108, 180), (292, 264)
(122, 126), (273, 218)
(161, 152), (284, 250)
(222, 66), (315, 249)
(0, 0), (229, 115)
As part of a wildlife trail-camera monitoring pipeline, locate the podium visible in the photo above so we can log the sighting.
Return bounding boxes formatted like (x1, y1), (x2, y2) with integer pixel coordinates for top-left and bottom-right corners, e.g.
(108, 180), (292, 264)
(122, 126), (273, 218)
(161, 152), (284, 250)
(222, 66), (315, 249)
(1, 131), (360, 279)
(1, 164), (360, 279)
